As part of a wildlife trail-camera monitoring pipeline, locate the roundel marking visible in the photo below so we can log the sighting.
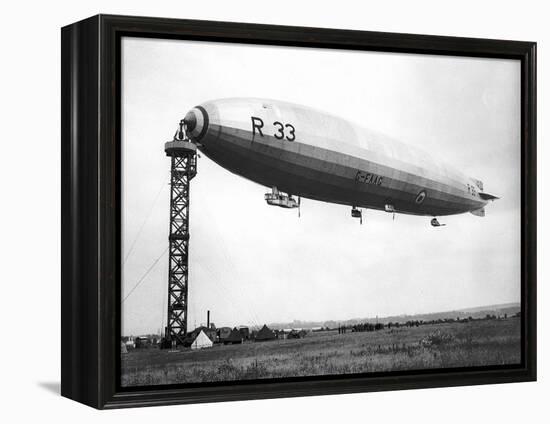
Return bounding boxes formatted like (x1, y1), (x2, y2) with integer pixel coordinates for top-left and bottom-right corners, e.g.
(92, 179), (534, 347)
(415, 190), (427, 204)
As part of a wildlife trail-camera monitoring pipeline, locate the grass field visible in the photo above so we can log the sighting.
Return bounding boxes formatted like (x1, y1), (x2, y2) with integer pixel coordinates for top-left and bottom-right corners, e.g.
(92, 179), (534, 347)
(121, 317), (521, 387)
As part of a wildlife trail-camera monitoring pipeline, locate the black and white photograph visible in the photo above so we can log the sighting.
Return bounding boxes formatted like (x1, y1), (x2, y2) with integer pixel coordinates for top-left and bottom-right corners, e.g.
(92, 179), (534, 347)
(120, 37), (522, 387)
(2, 0), (544, 420)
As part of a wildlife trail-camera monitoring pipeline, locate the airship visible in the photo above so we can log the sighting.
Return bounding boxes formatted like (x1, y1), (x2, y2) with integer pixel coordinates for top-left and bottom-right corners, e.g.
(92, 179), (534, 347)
(182, 98), (498, 226)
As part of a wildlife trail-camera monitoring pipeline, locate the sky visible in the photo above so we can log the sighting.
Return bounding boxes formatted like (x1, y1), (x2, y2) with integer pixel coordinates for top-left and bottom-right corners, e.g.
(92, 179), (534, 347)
(121, 37), (521, 336)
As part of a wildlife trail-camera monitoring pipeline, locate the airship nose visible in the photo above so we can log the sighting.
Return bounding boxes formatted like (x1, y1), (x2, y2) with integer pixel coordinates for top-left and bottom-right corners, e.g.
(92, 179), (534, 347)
(183, 106), (209, 143)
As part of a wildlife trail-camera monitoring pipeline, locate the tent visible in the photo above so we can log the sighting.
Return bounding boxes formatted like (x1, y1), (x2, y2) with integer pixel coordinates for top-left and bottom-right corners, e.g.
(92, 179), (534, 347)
(120, 341), (128, 354)
(194, 326), (217, 343)
(224, 328), (243, 345)
(186, 326), (217, 345)
(255, 324), (276, 342)
(191, 330), (214, 350)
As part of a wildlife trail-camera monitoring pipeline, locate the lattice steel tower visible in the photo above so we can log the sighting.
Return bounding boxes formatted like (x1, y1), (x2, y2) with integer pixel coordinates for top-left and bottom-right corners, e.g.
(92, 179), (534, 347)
(164, 121), (197, 346)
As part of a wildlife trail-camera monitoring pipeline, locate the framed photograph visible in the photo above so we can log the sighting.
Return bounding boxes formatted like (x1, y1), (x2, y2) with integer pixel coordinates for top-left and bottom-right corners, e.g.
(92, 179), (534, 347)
(61, 15), (536, 409)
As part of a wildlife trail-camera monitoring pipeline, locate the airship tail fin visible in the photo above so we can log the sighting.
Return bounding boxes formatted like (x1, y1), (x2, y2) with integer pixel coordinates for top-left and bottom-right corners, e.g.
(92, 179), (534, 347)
(479, 192), (499, 201)
(470, 207), (485, 217)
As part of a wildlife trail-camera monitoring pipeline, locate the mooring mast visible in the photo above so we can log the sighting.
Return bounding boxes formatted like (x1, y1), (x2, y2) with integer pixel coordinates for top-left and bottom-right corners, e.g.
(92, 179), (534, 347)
(164, 121), (197, 346)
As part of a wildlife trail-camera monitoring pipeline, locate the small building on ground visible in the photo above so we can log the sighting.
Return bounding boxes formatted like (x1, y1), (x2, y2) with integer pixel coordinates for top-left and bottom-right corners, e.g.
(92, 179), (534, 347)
(135, 336), (153, 348)
(224, 328), (244, 345)
(218, 327), (232, 342)
(238, 326), (250, 340)
(287, 329), (307, 339)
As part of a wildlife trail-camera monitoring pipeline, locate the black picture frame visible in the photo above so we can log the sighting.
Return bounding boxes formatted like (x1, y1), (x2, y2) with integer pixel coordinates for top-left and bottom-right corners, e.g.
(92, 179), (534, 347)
(61, 14), (537, 409)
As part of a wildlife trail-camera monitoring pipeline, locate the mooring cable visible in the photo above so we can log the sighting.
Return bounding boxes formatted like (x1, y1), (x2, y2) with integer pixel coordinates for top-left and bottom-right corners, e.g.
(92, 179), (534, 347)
(122, 246), (169, 303)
